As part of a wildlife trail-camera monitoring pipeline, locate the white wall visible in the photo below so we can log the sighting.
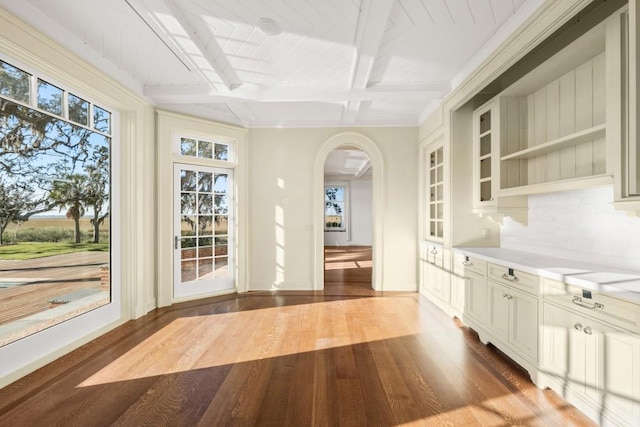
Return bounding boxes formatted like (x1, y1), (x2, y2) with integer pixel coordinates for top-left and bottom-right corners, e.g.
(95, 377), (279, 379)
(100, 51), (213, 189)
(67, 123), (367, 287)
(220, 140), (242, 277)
(349, 178), (373, 246)
(323, 178), (372, 246)
(501, 186), (640, 271)
(248, 127), (418, 291)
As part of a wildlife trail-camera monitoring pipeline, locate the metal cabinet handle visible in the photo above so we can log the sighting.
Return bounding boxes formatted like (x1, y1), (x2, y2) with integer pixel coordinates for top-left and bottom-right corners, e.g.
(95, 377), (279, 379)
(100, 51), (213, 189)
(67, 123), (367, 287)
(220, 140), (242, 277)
(574, 323), (583, 331)
(430, 249), (438, 255)
(174, 236), (179, 250)
(584, 327), (593, 335)
(502, 293), (508, 298)
(572, 296), (604, 310)
(501, 273), (519, 282)
(462, 260), (473, 266)
(507, 295), (513, 299)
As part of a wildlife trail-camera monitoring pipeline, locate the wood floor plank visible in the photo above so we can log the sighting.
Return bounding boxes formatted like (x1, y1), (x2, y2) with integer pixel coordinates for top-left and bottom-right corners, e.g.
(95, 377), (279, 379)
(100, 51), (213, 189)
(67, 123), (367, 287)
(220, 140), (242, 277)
(0, 247), (596, 426)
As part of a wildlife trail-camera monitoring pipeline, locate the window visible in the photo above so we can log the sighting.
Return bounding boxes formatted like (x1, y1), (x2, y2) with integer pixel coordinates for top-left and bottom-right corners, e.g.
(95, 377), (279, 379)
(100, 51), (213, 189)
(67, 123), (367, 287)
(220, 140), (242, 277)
(0, 57), (112, 347)
(180, 136), (230, 161)
(325, 184), (348, 231)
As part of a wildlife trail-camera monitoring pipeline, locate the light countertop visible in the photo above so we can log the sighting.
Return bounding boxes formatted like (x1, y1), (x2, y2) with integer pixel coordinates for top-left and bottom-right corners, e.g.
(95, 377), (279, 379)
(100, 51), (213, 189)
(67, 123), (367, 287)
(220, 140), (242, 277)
(453, 247), (640, 304)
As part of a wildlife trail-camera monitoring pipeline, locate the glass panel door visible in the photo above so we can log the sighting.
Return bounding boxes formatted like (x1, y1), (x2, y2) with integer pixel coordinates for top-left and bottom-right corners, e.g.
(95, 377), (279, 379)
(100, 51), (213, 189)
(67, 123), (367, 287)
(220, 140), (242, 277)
(174, 163), (233, 298)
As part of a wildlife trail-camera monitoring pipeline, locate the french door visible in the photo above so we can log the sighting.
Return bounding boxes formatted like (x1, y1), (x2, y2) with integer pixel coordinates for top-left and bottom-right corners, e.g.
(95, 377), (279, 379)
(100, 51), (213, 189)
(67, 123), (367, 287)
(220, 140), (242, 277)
(174, 163), (234, 298)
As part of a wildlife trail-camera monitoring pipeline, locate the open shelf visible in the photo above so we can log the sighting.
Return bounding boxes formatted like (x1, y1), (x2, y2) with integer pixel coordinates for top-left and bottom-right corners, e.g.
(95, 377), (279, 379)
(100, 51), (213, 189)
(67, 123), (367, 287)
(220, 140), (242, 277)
(501, 124), (606, 161)
(498, 174), (613, 197)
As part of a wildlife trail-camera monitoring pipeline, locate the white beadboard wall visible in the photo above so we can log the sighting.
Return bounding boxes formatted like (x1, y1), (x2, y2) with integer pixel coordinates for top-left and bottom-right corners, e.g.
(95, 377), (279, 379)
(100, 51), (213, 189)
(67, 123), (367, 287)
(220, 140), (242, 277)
(501, 186), (640, 271)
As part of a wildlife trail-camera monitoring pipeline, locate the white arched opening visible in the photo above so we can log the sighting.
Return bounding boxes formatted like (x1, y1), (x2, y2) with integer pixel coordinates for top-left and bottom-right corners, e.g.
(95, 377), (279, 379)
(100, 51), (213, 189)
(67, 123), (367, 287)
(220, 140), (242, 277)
(314, 132), (384, 291)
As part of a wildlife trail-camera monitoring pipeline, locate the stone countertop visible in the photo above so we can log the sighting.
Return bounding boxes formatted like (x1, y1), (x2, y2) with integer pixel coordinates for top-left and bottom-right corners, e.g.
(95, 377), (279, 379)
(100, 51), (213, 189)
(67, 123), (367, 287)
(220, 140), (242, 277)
(453, 247), (640, 304)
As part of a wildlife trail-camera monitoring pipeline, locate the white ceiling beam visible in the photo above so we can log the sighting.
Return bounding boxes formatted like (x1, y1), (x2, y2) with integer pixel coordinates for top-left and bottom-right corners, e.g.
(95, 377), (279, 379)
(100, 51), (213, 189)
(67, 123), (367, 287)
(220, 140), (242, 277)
(163, 0), (242, 91)
(343, 0), (395, 122)
(355, 160), (371, 179)
(144, 83), (449, 104)
(126, 0), (240, 91)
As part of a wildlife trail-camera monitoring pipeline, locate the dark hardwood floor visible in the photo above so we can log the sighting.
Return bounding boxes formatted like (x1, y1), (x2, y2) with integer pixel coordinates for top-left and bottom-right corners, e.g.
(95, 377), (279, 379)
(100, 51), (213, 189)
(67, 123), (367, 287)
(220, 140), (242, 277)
(0, 247), (595, 426)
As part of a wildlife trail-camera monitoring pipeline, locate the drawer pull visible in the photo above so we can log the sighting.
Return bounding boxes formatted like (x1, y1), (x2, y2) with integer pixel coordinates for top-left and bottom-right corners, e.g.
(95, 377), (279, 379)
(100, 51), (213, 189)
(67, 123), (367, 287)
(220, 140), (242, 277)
(572, 296), (604, 310)
(501, 273), (519, 282)
(584, 327), (593, 335)
(430, 249), (438, 255)
(462, 260), (473, 266)
(574, 323), (583, 331)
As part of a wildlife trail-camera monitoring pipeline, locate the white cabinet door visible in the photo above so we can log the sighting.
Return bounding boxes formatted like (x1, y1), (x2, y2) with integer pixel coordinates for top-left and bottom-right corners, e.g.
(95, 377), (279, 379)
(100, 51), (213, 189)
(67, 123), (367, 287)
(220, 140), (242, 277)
(541, 302), (585, 387)
(486, 281), (510, 342)
(542, 302), (640, 426)
(431, 261), (450, 303)
(509, 287), (538, 361)
(588, 318), (640, 424)
(465, 271), (487, 325)
(450, 272), (465, 314)
(488, 280), (538, 361)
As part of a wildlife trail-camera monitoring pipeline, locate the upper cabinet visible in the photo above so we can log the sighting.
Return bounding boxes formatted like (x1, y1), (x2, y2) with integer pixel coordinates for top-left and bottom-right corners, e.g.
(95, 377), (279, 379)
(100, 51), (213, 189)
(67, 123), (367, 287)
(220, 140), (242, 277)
(471, 7), (638, 219)
(427, 144), (445, 240)
(422, 133), (446, 243)
(616, 2), (640, 214)
(472, 97), (527, 223)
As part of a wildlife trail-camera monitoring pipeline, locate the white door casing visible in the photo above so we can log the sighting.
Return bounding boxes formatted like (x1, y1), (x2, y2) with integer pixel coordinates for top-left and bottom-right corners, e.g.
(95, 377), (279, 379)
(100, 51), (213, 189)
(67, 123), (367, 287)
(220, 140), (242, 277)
(314, 132), (384, 291)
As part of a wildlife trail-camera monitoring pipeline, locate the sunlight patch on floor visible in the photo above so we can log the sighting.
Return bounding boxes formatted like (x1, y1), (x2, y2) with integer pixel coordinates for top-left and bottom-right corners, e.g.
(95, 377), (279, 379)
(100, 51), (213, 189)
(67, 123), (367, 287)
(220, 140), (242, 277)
(78, 296), (421, 387)
(395, 391), (571, 426)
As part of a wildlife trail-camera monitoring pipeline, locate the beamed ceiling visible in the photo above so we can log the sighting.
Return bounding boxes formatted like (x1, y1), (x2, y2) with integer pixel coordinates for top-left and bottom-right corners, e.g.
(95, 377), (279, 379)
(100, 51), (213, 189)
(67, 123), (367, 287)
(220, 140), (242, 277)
(0, 0), (542, 127)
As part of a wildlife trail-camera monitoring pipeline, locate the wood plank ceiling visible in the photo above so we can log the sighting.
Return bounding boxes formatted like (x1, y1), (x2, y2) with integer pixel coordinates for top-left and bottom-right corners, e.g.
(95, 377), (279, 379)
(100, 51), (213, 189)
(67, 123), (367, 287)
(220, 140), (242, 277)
(0, 0), (539, 127)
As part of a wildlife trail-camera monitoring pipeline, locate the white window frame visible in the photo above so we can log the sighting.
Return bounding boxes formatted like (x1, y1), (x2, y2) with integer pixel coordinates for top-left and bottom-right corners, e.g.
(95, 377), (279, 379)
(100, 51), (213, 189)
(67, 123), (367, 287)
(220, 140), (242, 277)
(0, 52), (121, 383)
(324, 181), (349, 232)
(173, 131), (236, 166)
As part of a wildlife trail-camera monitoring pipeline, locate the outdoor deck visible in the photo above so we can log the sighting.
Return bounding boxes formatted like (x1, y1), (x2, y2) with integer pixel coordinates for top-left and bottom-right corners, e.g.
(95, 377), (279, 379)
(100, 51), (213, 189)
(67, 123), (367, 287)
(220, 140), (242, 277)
(0, 252), (110, 345)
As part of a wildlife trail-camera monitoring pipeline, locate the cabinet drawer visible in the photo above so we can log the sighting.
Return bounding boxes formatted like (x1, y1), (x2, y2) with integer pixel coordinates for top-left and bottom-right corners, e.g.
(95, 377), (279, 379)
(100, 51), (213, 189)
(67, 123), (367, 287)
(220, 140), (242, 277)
(543, 279), (640, 334)
(454, 254), (486, 276)
(488, 263), (538, 295)
(425, 244), (444, 267)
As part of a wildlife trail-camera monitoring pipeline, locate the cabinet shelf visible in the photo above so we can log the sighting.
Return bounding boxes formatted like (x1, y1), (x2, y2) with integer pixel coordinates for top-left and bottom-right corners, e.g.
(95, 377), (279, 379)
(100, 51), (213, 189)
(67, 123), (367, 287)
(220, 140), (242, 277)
(501, 124), (606, 161)
(498, 174), (613, 197)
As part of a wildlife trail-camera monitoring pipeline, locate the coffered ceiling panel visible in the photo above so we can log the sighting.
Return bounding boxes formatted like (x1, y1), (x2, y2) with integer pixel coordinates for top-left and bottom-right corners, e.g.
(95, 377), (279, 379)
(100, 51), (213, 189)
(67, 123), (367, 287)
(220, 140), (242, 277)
(0, 0), (541, 127)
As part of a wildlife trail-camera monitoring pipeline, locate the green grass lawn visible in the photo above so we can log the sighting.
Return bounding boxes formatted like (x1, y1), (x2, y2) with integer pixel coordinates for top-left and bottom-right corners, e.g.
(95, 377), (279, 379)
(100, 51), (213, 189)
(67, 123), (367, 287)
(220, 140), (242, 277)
(0, 242), (109, 260)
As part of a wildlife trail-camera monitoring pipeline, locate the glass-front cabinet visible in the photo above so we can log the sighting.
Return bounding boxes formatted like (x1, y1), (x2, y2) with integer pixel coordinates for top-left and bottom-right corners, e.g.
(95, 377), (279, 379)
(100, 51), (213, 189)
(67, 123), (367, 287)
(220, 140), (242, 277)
(472, 99), (500, 210)
(426, 144), (444, 240)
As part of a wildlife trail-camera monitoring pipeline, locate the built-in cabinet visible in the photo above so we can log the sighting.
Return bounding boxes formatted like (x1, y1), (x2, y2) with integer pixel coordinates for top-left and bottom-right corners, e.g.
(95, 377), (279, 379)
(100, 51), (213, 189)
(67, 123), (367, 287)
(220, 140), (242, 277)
(418, 2), (640, 426)
(540, 286), (640, 426)
(427, 145), (445, 240)
(472, 98), (527, 222)
(421, 244), (448, 303)
(486, 279), (538, 362)
(461, 255), (488, 325)
(616, 2), (640, 213)
(461, 258), (539, 379)
(470, 10), (640, 221)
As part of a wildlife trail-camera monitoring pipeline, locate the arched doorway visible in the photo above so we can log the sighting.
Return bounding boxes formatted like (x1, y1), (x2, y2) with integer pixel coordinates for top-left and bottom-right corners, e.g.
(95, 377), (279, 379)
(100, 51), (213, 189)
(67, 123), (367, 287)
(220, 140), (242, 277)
(323, 146), (373, 292)
(313, 132), (384, 291)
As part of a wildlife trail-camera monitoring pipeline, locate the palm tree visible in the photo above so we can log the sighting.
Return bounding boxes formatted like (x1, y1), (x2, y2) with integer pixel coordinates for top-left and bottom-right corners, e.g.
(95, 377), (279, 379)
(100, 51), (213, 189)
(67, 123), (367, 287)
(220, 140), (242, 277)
(49, 174), (88, 243)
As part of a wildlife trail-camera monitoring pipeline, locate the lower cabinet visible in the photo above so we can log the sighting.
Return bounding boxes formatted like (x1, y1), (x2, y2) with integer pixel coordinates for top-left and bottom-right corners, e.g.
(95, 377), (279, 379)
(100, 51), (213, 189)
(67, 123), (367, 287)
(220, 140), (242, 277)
(449, 268), (465, 314)
(420, 243), (454, 313)
(464, 270), (487, 325)
(541, 302), (640, 426)
(426, 258), (450, 303)
(486, 280), (538, 362)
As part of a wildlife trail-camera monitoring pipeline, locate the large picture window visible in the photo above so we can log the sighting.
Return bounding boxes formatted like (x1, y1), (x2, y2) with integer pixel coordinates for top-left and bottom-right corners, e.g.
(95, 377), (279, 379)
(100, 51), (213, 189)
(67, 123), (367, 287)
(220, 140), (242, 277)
(0, 59), (112, 347)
